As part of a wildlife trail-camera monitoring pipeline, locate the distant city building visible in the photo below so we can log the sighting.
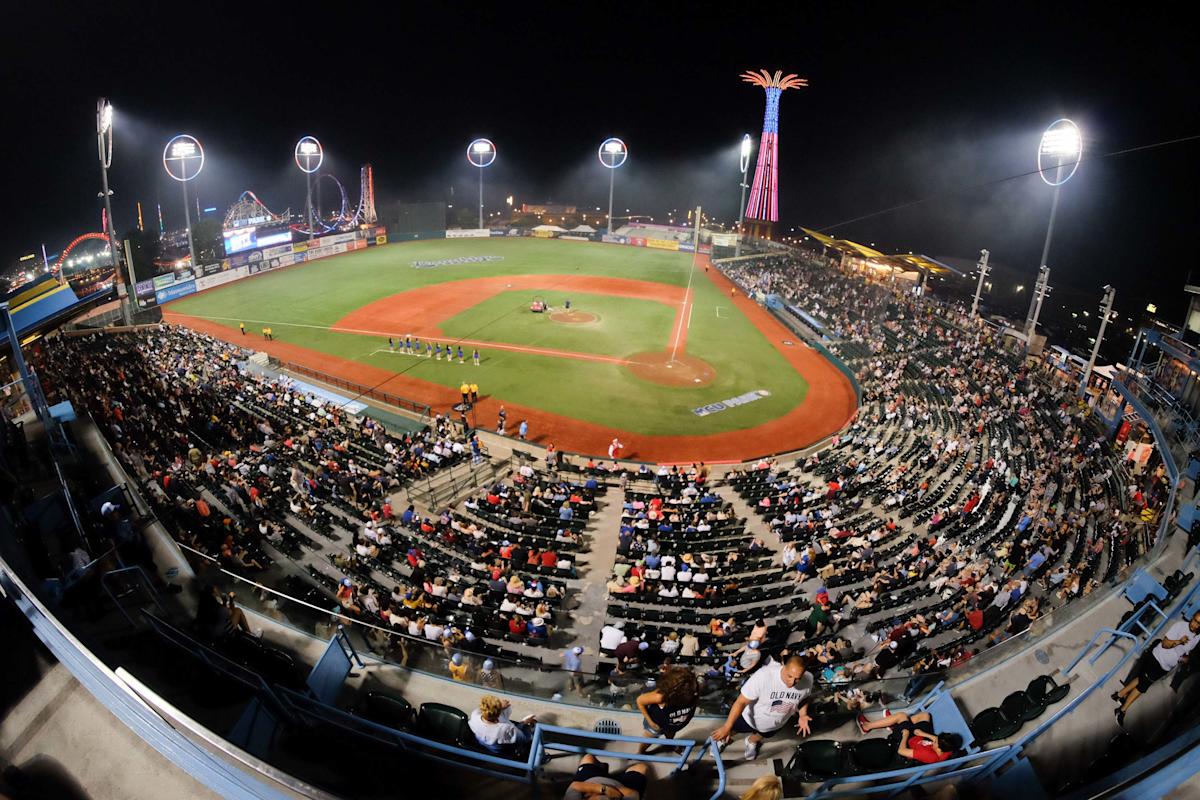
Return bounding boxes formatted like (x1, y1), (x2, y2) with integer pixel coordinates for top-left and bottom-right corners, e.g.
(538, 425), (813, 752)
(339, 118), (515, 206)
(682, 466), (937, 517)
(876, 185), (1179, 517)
(521, 203), (577, 216)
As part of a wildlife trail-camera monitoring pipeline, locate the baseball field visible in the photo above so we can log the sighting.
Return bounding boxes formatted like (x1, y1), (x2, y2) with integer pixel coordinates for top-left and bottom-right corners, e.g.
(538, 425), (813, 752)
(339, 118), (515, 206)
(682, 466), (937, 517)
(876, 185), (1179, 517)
(164, 237), (856, 461)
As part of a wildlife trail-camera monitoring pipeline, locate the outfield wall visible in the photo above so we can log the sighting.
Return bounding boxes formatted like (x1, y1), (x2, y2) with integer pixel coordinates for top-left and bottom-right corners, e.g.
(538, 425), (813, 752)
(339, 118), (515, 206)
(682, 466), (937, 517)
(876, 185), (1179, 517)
(152, 227), (714, 307)
(150, 225), (388, 306)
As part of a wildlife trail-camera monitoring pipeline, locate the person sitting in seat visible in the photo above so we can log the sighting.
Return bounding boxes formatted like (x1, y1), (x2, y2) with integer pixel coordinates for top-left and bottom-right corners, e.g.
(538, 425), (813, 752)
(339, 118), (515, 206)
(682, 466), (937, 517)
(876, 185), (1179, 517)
(468, 695), (536, 756)
(856, 710), (962, 764)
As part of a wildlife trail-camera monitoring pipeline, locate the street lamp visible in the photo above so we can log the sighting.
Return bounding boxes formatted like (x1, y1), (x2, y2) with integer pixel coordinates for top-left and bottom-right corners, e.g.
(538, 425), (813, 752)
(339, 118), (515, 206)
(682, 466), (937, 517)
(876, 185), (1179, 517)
(1025, 118), (1081, 341)
(162, 134), (205, 271)
(96, 99), (131, 321)
(294, 136), (323, 241)
(598, 137), (627, 236)
(735, 134), (753, 257)
(467, 138), (496, 230)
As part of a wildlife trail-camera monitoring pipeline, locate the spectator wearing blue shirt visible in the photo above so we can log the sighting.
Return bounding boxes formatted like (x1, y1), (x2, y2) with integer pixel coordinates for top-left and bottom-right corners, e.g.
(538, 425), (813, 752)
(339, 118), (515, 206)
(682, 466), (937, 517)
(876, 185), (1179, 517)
(560, 503), (574, 521)
(562, 646), (585, 693)
(1024, 549), (1047, 576)
(400, 505), (416, 527)
(518, 420), (529, 440)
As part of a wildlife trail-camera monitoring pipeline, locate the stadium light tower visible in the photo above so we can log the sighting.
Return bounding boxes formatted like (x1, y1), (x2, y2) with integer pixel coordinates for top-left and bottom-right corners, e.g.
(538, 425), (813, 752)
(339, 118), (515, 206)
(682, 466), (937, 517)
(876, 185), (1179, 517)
(599, 137), (628, 236)
(162, 134), (205, 270)
(970, 249), (990, 318)
(294, 136), (324, 241)
(1080, 285), (1116, 396)
(735, 133), (753, 257)
(1025, 118), (1082, 343)
(467, 138), (496, 230)
(96, 98), (131, 323)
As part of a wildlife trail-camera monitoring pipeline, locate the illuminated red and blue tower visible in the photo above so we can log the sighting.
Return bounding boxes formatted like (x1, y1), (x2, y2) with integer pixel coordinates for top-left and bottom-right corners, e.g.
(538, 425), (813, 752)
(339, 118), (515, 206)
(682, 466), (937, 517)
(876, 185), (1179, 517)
(741, 69), (808, 239)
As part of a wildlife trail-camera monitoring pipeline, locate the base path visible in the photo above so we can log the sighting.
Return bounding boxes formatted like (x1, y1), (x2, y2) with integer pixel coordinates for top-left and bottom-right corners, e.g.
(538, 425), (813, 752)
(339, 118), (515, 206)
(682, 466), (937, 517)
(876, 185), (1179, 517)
(163, 258), (856, 462)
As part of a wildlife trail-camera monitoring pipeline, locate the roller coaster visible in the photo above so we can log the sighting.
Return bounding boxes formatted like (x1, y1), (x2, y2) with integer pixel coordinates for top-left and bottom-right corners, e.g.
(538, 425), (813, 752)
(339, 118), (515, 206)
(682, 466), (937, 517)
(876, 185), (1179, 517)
(223, 163), (377, 234)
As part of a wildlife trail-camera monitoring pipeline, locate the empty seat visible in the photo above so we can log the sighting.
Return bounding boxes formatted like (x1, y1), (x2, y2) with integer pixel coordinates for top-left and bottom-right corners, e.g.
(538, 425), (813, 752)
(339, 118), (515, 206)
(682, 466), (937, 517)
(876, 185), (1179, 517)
(417, 702), (470, 746)
(358, 691), (414, 730)
(969, 707), (1021, 747)
(784, 739), (848, 781)
(1000, 690), (1044, 723)
(1026, 674), (1070, 706)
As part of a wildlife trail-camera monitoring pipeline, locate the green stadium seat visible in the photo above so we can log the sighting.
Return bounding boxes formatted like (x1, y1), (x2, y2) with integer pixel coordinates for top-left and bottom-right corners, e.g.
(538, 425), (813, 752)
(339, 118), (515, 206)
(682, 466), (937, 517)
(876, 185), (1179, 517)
(358, 692), (414, 730)
(1026, 674), (1070, 706)
(417, 702), (469, 746)
(969, 707), (1022, 747)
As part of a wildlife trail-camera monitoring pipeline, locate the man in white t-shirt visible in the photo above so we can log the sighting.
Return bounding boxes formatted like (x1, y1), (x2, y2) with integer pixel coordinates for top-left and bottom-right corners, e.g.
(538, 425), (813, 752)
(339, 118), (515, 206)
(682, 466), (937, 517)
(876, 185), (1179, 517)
(711, 655), (814, 760)
(600, 623), (625, 652)
(1114, 611), (1200, 724)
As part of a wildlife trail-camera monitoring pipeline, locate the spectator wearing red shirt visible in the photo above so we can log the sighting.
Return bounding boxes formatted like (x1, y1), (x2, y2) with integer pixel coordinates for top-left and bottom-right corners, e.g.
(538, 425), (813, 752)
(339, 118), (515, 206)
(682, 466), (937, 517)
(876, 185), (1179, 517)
(540, 549), (558, 568)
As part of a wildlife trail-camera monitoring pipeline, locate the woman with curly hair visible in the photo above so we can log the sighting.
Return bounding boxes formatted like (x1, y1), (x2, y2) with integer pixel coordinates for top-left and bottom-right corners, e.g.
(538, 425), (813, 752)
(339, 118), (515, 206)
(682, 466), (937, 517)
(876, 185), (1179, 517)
(635, 667), (700, 752)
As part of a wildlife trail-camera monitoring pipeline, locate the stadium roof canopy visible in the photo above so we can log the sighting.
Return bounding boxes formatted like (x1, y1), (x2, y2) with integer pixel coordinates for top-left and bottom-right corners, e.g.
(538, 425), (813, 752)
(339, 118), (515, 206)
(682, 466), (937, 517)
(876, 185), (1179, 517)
(800, 228), (960, 276)
(0, 274), (102, 348)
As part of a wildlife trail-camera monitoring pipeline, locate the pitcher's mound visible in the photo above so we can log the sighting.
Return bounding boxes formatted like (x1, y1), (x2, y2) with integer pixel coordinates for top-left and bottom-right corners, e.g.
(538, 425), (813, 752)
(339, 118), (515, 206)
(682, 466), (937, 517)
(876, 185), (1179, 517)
(626, 352), (717, 387)
(550, 310), (598, 324)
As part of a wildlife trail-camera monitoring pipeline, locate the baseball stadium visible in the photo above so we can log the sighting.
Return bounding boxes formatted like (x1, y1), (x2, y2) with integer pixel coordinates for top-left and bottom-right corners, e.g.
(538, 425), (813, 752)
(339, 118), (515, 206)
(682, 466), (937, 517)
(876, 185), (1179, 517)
(3, 18), (1200, 800)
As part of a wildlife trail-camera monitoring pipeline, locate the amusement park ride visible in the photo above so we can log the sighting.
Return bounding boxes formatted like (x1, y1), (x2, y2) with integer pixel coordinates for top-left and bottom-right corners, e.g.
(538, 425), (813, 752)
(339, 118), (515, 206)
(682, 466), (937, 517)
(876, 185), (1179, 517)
(224, 163), (378, 234)
(47, 162), (377, 280)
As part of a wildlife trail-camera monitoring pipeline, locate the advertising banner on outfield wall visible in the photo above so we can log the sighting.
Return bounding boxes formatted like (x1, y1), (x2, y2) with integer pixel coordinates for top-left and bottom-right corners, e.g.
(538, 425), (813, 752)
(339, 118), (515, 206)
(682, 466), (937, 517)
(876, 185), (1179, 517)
(445, 229), (490, 239)
(292, 242), (308, 253)
(559, 235), (589, 242)
(155, 279), (196, 305)
(263, 244), (294, 260)
(710, 233), (738, 248)
(646, 238), (680, 251)
(195, 266), (249, 292)
(678, 242), (695, 252)
(700, 244), (712, 254)
(201, 262), (223, 276)
(602, 234), (628, 245)
(135, 279), (156, 298)
(375, 235), (388, 245)
(629, 237), (647, 247)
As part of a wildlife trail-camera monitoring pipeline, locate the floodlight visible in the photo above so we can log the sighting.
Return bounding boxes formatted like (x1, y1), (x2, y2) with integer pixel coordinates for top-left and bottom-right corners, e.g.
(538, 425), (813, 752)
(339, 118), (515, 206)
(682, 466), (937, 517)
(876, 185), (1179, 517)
(739, 134), (753, 172)
(294, 136), (324, 174)
(162, 134), (204, 182)
(1036, 118), (1082, 186)
(467, 138), (497, 167)
(598, 137), (627, 169)
(99, 102), (113, 134)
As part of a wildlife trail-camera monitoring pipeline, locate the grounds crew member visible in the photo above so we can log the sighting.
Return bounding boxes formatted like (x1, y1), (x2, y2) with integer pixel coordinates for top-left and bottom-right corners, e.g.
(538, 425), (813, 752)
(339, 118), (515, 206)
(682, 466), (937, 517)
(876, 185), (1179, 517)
(461, 382), (471, 405)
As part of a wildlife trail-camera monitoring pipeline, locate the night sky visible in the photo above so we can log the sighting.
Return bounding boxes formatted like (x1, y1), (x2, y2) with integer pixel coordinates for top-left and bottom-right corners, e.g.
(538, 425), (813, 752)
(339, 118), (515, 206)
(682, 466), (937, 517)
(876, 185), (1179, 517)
(4, 4), (1197, 327)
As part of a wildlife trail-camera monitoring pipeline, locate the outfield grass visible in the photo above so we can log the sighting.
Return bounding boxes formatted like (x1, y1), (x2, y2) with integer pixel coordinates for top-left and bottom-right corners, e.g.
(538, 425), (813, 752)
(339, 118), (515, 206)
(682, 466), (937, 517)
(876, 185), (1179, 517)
(169, 238), (809, 436)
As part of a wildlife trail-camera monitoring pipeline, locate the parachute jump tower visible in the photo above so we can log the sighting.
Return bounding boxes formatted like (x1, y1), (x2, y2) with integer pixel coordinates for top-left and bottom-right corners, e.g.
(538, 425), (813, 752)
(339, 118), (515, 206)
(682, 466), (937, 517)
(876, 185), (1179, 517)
(740, 68), (808, 240)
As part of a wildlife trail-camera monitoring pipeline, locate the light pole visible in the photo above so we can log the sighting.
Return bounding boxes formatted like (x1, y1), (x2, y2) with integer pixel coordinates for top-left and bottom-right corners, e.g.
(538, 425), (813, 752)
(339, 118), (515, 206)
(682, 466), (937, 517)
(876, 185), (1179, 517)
(467, 138), (496, 230)
(1026, 118), (1082, 341)
(735, 134), (752, 257)
(1080, 285), (1116, 396)
(96, 98), (132, 323)
(598, 138), (627, 236)
(162, 134), (205, 270)
(970, 248), (990, 318)
(1026, 265), (1052, 344)
(294, 136), (323, 241)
